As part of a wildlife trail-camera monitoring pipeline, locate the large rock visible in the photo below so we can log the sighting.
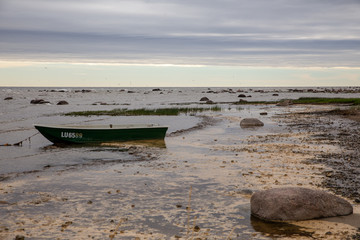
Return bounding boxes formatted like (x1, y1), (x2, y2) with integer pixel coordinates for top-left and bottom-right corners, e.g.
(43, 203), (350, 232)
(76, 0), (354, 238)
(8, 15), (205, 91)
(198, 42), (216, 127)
(240, 118), (264, 128)
(251, 187), (353, 221)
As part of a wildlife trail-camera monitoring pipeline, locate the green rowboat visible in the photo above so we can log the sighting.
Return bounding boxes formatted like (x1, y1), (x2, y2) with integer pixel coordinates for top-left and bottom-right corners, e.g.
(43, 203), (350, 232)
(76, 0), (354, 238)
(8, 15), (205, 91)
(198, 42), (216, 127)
(34, 124), (168, 144)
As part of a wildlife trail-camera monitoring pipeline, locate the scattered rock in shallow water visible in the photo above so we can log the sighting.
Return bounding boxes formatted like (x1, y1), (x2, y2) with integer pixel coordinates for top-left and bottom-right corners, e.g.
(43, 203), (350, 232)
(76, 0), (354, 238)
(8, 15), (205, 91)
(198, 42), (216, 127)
(238, 94), (247, 98)
(92, 102), (107, 105)
(251, 187), (353, 221)
(260, 112), (268, 116)
(57, 100), (69, 105)
(200, 97), (210, 101)
(30, 99), (50, 104)
(239, 189), (254, 196)
(61, 221), (73, 231)
(240, 118), (264, 128)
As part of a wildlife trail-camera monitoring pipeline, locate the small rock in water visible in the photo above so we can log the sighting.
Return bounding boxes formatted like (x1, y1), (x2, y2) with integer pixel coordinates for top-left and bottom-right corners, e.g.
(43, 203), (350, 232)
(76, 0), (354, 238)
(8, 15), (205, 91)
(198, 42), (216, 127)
(240, 118), (264, 128)
(30, 99), (50, 104)
(57, 100), (69, 105)
(260, 112), (268, 115)
(4, 97), (13, 100)
(251, 187), (353, 221)
(200, 97), (210, 101)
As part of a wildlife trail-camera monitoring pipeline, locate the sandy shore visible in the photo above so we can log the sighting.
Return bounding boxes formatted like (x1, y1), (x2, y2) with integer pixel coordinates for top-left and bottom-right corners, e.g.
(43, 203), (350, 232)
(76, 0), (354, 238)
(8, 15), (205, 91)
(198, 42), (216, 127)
(1, 104), (360, 239)
(246, 105), (360, 239)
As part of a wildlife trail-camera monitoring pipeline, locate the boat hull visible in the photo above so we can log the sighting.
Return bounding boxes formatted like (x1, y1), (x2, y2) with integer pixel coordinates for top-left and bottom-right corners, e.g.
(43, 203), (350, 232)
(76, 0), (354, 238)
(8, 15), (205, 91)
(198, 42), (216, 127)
(34, 124), (168, 144)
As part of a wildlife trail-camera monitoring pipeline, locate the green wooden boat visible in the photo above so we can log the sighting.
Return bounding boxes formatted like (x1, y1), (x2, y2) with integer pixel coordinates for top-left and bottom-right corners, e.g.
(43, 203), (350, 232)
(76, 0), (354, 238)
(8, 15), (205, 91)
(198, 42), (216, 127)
(34, 124), (168, 144)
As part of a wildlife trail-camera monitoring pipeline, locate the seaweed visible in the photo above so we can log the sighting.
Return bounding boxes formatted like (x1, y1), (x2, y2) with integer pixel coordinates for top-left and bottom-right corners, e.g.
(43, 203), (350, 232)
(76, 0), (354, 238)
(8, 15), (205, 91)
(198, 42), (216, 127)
(65, 106), (221, 116)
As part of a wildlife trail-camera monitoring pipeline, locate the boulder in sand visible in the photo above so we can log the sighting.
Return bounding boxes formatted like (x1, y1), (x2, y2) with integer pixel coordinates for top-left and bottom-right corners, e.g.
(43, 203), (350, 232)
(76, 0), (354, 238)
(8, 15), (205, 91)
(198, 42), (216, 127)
(251, 187), (353, 221)
(240, 118), (264, 128)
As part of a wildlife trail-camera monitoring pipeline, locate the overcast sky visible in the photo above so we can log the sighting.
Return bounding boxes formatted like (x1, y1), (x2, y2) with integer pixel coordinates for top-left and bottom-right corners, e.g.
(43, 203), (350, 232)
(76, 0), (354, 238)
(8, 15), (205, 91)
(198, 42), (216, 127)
(0, 0), (360, 87)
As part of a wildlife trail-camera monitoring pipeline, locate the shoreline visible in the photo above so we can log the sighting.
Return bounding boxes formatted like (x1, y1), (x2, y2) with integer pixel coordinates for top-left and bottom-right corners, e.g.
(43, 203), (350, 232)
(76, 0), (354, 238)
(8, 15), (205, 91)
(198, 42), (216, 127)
(282, 107), (360, 202)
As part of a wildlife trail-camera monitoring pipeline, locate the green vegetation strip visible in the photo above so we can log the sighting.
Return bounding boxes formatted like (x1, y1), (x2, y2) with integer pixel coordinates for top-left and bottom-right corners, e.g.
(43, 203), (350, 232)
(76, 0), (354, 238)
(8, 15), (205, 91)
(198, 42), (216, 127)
(292, 97), (360, 105)
(233, 98), (360, 105)
(65, 106), (221, 116)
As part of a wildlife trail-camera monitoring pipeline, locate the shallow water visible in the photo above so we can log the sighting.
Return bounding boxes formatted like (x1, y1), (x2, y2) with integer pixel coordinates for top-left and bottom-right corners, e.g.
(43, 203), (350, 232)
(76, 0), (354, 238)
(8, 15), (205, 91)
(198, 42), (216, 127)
(1, 87), (359, 239)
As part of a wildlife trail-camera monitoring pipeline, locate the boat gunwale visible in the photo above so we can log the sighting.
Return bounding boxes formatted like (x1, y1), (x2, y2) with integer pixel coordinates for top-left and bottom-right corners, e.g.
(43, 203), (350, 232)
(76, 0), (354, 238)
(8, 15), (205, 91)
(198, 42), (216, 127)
(34, 124), (168, 130)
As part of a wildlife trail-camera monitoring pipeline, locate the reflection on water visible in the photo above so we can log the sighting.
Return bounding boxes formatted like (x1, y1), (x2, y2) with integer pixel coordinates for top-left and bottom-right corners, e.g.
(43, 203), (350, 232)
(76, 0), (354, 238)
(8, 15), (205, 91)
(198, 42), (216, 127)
(43, 139), (167, 149)
(250, 215), (315, 238)
(101, 139), (166, 148)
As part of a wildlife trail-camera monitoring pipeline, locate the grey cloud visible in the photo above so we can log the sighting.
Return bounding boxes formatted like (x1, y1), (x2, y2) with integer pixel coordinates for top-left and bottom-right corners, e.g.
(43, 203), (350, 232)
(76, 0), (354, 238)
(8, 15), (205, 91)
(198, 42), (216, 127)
(1, 29), (359, 67)
(0, 0), (359, 67)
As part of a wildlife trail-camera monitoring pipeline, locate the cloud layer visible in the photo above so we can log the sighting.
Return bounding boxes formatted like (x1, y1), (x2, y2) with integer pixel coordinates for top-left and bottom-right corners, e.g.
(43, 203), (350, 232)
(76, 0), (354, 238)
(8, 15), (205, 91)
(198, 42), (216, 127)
(1, 0), (359, 67)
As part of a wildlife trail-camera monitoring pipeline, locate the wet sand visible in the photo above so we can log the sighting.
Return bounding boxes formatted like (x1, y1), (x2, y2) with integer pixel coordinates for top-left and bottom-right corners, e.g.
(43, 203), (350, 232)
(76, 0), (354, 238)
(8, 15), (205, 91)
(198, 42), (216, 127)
(1, 104), (360, 239)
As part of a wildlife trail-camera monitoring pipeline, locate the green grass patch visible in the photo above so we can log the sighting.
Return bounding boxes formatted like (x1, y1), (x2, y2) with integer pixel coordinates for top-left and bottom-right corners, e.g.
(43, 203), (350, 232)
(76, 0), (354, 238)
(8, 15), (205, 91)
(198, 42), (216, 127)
(65, 106), (222, 116)
(292, 97), (360, 105)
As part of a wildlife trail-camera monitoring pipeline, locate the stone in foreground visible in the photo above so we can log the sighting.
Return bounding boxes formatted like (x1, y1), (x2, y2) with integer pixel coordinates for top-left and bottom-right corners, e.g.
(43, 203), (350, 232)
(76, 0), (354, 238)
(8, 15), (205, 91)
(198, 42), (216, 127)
(240, 118), (264, 128)
(251, 187), (353, 221)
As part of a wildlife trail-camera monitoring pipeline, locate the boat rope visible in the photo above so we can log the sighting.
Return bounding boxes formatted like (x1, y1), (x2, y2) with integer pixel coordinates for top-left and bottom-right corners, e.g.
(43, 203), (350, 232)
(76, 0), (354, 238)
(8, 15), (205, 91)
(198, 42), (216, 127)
(0, 132), (40, 147)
